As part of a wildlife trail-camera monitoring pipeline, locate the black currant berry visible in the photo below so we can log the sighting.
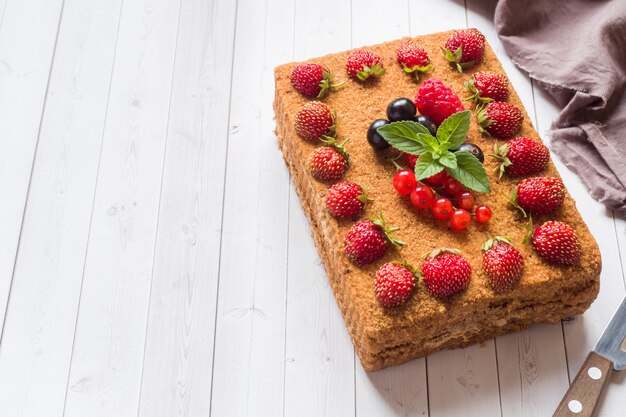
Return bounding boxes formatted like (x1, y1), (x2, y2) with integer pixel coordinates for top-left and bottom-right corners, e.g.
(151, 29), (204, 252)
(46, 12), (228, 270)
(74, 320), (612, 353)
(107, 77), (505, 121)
(453, 143), (484, 163)
(367, 119), (391, 150)
(386, 98), (417, 122)
(411, 114), (437, 136)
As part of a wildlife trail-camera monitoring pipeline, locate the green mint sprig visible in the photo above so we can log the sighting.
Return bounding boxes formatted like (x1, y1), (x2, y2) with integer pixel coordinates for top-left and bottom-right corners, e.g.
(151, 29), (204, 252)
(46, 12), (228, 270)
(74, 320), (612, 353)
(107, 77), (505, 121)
(376, 110), (491, 193)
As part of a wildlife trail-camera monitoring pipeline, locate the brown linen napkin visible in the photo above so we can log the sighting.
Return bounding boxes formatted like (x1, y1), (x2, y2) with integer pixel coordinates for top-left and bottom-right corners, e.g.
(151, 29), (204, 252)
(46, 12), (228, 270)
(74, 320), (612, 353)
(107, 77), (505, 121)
(494, 0), (626, 212)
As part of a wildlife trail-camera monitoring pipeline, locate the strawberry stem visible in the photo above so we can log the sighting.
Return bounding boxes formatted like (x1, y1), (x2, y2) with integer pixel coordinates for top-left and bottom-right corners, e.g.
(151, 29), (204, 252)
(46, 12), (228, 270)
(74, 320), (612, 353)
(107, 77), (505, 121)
(522, 215), (534, 244)
(392, 260), (421, 278)
(422, 247), (461, 259)
(370, 211), (405, 248)
(489, 141), (511, 179)
(505, 188), (527, 218)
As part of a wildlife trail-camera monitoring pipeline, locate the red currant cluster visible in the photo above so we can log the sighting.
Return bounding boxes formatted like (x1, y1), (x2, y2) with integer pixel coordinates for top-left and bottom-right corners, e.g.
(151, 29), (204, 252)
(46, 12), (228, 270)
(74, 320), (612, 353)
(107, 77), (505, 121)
(392, 154), (492, 230)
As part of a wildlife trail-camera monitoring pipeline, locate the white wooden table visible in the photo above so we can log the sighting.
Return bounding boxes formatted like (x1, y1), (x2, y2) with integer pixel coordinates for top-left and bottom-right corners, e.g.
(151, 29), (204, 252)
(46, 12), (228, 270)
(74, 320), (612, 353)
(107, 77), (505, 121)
(0, 0), (624, 415)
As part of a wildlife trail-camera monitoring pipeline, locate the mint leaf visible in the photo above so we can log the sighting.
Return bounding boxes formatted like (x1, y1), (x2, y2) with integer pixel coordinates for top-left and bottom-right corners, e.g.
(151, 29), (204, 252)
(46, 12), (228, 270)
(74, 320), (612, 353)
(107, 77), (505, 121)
(446, 151), (491, 193)
(377, 121), (430, 155)
(438, 151), (458, 170)
(416, 133), (440, 154)
(414, 153), (444, 181)
(437, 110), (471, 150)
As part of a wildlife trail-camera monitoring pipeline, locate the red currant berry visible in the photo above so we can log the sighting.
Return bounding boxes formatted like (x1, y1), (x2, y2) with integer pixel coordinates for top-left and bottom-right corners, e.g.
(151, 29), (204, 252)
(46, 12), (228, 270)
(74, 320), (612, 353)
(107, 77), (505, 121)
(405, 153), (418, 169)
(457, 192), (475, 210)
(431, 198), (453, 220)
(423, 170), (448, 187)
(475, 205), (493, 223)
(393, 169), (418, 195)
(450, 209), (471, 230)
(410, 185), (435, 209)
(442, 176), (465, 196)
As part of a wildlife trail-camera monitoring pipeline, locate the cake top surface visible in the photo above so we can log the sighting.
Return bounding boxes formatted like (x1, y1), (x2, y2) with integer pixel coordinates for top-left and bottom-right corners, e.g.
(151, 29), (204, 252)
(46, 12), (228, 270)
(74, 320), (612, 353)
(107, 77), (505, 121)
(274, 30), (601, 331)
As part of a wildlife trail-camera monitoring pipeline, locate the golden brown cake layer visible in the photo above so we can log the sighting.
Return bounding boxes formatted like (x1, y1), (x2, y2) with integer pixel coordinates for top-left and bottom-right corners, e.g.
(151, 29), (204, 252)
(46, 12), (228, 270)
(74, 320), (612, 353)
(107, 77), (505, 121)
(274, 30), (601, 372)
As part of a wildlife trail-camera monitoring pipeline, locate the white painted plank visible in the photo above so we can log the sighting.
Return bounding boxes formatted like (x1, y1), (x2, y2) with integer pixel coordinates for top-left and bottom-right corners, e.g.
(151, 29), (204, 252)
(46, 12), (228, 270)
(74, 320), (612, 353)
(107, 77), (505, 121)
(284, 1), (355, 416)
(0, 0), (8, 31)
(135, 0), (237, 416)
(208, 0), (293, 416)
(352, 0), (409, 46)
(285, 194), (356, 417)
(0, 1), (122, 415)
(465, 2), (572, 416)
(409, 0), (466, 35)
(351, 2), (428, 417)
(61, 0), (181, 415)
(495, 325), (569, 417)
(355, 361), (428, 417)
(427, 343), (502, 417)
(0, 0), (63, 331)
(532, 87), (626, 417)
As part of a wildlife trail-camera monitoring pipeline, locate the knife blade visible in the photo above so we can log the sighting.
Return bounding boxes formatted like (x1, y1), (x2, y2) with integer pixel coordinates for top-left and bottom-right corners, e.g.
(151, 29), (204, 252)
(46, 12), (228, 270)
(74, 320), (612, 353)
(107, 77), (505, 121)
(553, 296), (625, 416)
(594, 296), (626, 370)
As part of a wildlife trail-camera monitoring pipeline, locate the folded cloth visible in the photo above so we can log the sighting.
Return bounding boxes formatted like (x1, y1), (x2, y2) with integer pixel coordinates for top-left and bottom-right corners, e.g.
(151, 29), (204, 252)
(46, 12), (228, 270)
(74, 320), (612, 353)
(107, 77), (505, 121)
(494, 0), (626, 213)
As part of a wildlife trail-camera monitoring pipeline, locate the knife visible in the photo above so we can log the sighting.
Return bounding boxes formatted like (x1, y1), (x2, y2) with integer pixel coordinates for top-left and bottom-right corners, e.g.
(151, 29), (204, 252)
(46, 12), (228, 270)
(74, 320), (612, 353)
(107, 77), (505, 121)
(553, 296), (626, 417)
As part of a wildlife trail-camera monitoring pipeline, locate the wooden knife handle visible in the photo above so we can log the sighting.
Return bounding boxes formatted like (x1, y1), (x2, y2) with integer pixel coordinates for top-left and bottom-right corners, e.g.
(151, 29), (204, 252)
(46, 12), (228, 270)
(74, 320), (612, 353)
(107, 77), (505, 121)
(553, 351), (613, 417)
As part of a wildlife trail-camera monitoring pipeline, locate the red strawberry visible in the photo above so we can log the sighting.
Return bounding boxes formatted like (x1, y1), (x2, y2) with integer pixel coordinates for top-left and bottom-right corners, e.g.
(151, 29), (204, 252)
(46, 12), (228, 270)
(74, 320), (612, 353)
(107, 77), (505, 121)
(290, 63), (342, 98)
(532, 221), (582, 265)
(343, 212), (404, 266)
(294, 101), (336, 140)
(345, 49), (385, 81)
(421, 249), (471, 298)
(374, 262), (417, 308)
(492, 137), (549, 178)
(308, 137), (350, 181)
(465, 71), (509, 103)
(442, 28), (486, 72)
(325, 182), (368, 218)
(482, 237), (524, 292)
(396, 39), (431, 80)
(478, 101), (523, 139)
(514, 177), (565, 215)
(415, 78), (465, 125)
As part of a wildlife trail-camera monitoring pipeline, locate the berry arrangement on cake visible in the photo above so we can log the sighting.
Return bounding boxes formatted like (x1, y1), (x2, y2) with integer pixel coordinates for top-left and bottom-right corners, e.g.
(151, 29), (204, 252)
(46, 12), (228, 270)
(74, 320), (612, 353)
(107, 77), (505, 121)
(274, 29), (601, 371)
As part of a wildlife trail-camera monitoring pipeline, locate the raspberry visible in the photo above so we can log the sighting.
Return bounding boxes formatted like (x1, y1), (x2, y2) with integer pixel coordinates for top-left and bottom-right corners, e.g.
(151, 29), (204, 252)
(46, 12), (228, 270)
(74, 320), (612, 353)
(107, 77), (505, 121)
(415, 79), (464, 125)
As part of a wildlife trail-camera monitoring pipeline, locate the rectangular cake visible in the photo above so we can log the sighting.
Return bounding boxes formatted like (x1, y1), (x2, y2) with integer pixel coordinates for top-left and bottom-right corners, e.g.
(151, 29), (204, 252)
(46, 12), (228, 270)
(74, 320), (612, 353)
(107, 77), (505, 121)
(274, 30), (601, 371)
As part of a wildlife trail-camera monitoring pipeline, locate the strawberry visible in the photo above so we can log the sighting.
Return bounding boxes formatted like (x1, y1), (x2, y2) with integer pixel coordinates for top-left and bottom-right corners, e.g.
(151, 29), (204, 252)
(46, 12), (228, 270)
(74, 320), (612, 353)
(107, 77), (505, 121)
(465, 71), (509, 103)
(343, 212), (404, 266)
(492, 137), (549, 178)
(374, 262), (417, 308)
(421, 249), (471, 298)
(482, 237), (524, 292)
(345, 49), (385, 81)
(325, 181), (368, 218)
(531, 221), (581, 265)
(415, 78), (465, 125)
(513, 177), (565, 215)
(294, 101), (336, 140)
(308, 136), (350, 181)
(396, 39), (431, 81)
(442, 28), (486, 72)
(290, 63), (342, 98)
(477, 101), (523, 139)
